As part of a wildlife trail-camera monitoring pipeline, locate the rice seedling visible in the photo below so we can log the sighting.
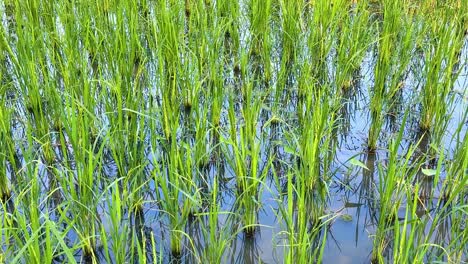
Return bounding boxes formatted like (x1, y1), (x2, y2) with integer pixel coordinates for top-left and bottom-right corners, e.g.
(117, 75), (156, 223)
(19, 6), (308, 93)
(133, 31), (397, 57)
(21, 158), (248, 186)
(60, 105), (106, 261)
(274, 166), (330, 264)
(0, 101), (13, 201)
(335, 0), (372, 90)
(418, 12), (465, 136)
(371, 113), (419, 263)
(223, 82), (270, 236)
(294, 69), (339, 202)
(191, 99), (212, 170)
(152, 144), (186, 257)
(150, 110), (203, 257)
(206, 27), (227, 130)
(194, 175), (232, 263)
(278, 0), (304, 62)
(368, 0), (416, 151)
(308, 0), (347, 83)
(103, 180), (129, 263)
(248, 0), (273, 79)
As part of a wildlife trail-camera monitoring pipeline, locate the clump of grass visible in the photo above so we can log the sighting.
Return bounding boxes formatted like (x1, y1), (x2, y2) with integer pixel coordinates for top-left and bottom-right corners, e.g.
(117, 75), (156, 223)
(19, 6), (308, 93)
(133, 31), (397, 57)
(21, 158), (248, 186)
(335, 0), (372, 90)
(295, 71), (339, 204)
(368, 0), (416, 151)
(223, 83), (269, 236)
(371, 113), (420, 263)
(195, 176), (232, 263)
(278, 0), (304, 62)
(419, 13), (464, 134)
(40, 87), (104, 262)
(103, 180), (130, 263)
(274, 168), (330, 263)
(153, 144), (194, 256)
(308, 0), (347, 82)
(249, 0), (273, 78)
(151, 112), (203, 256)
(0, 101), (13, 201)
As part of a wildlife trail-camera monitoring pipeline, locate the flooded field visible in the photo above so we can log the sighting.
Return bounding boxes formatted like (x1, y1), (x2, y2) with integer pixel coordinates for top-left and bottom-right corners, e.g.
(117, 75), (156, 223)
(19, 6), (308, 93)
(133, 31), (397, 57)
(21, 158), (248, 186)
(0, 0), (467, 263)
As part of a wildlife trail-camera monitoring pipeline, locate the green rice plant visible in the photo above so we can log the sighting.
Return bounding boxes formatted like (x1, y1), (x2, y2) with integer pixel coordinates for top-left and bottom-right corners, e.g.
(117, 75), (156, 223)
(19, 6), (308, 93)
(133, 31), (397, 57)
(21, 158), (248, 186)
(1, 2), (54, 144)
(248, 0), (272, 41)
(272, 0), (304, 110)
(386, 129), (467, 263)
(192, 100), (211, 169)
(274, 168), (330, 264)
(236, 46), (250, 97)
(147, 77), (193, 256)
(389, 183), (425, 263)
(153, 152), (183, 257)
(54, 98), (107, 262)
(371, 113), (421, 263)
(249, 0), (272, 47)
(1, 0), (16, 35)
(276, 75), (340, 262)
(106, 107), (148, 217)
(248, 0), (273, 78)
(180, 52), (201, 112)
(294, 80), (339, 202)
(100, 177), (159, 264)
(150, 50), (180, 142)
(184, 11), (208, 113)
(184, 25), (221, 123)
(195, 176), (232, 263)
(0, 102), (13, 201)
(9, 200), (78, 263)
(335, 0), (372, 90)
(223, 83), (269, 236)
(9, 162), (43, 263)
(152, 0), (184, 83)
(5, 126), (77, 263)
(153, 158), (185, 257)
(278, 0), (305, 62)
(177, 143), (203, 216)
(0, 0), (467, 263)
(151, 132), (202, 256)
(1, 5), (62, 189)
(102, 180), (129, 263)
(368, 0), (414, 151)
(146, 43), (204, 254)
(419, 14), (465, 135)
(185, 1), (209, 64)
(206, 27), (227, 129)
(308, 0), (347, 82)
(383, 134), (441, 262)
(218, 0), (241, 54)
